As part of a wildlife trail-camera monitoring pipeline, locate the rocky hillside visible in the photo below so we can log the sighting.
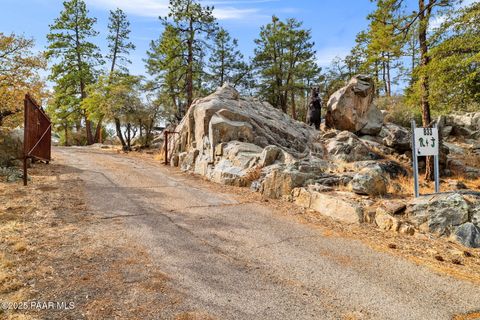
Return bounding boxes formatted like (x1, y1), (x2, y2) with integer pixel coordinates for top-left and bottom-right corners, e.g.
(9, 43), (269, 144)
(167, 77), (480, 248)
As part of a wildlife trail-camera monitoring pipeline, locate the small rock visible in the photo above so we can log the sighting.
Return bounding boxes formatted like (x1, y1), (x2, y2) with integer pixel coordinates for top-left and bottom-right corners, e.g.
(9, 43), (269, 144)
(447, 180), (467, 190)
(454, 222), (480, 248)
(398, 223), (415, 236)
(375, 208), (400, 231)
(351, 167), (388, 196)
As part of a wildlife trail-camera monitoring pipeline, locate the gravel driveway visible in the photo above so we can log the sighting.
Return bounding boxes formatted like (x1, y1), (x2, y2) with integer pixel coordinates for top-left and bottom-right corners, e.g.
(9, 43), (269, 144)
(55, 147), (480, 320)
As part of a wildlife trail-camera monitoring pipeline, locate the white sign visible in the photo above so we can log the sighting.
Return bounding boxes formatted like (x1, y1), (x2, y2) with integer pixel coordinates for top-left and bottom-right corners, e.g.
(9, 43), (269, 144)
(414, 127), (439, 156)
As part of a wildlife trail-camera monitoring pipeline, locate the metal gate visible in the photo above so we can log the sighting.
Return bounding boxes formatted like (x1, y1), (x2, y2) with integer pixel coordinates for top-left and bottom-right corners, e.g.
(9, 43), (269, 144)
(23, 94), (51, 185)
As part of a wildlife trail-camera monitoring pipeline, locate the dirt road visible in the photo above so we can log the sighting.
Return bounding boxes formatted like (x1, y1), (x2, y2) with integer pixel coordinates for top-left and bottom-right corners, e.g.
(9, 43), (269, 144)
(54, 146), (480, 320)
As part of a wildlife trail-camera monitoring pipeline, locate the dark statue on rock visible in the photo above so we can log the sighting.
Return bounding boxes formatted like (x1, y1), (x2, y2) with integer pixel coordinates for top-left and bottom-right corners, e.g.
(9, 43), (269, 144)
(306, 87), (322, 130)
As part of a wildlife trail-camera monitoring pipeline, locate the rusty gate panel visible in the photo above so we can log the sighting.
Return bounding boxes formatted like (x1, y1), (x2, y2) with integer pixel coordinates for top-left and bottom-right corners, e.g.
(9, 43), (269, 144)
(24, 94), (51, 161)
(23, 94), (51, 185)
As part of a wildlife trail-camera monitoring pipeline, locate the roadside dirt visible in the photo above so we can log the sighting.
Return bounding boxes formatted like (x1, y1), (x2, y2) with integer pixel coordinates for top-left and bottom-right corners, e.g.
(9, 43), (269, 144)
(0, 162), (183, 319)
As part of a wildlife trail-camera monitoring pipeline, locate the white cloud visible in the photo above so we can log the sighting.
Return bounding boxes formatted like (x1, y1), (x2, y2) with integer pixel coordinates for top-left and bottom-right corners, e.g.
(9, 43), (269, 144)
(428, 0), (478, 31)
(85, 0), (169, 17)
(213, 7), (265, 20)
(85, 0), (270, 20)
(316, 46), (351, 67)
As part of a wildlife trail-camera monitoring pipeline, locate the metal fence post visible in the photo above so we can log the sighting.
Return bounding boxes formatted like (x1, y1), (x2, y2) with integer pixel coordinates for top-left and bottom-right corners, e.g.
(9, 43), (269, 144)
(411, 120), (419, 198)
(433, 123), (440, 193)
(164, 131), (169, 165)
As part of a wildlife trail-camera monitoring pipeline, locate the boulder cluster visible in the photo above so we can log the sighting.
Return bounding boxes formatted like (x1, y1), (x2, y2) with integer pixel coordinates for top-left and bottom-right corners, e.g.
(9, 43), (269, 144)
(164, 76), (479, 247)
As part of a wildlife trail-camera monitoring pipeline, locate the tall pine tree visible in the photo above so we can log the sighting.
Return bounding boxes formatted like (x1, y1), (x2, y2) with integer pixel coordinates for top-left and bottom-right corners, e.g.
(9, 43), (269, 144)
(207, 28), (250, 90)
(254, 16), (320, 118)
(161, 0), (217, 109)
(46, 0), (103, 145)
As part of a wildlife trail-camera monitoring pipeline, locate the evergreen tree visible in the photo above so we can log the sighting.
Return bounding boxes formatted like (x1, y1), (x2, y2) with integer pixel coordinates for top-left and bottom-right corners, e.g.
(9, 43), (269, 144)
(107, 8), (135, 74)
(93, 8), (135, 143)
(421, 2), (480, 112)
(363, 0), (405, 96)
(161, 0), (217, 109)
(46, 0), (103, 145)
(207, 28), (250, 90)
(145, 25), (188, 121)
(254, 16), (320, 118)
(401, 0), (458, 180)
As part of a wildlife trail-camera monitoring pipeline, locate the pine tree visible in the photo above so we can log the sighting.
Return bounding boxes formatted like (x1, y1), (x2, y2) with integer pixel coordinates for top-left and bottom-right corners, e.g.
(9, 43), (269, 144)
(422, 2), (480, 112)
(46, 0), (103, 145)
(94, 8), (135, 143)
(107, 8), (135, 74)
(254, 16), (320, 118)
(145, 25), (188, 121)
(401, 0), (457, 180)
(207, 28), (250, 90)
(364, 0), (405, 96)
(162, 0), (217, 109)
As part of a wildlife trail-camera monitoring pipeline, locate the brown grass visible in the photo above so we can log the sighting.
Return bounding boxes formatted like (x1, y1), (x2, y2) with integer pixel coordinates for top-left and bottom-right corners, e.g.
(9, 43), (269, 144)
(452, 311), (480, 320)
(0, 159), (180, 319)
(241, 165), (263, 185)
(386, 173), (480, 197)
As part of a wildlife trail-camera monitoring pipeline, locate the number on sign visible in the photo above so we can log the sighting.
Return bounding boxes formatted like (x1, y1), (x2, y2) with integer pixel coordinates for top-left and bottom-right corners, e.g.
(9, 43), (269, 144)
(423, 128), (433, 135)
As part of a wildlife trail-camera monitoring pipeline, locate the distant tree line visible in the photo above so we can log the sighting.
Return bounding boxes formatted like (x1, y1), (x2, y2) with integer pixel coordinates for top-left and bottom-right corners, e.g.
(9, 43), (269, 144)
(0, 0), (477, 156)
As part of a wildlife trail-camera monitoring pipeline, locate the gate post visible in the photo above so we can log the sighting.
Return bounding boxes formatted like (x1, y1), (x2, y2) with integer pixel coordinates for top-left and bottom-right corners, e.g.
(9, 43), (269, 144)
(164, 131), (169, 165)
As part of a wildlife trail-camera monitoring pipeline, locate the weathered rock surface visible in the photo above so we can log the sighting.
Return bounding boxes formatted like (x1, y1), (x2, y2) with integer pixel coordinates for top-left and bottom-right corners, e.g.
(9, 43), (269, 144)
(406, 192), (480, 247)
(350, 167), (388, 196)
(293, 188), (364, 224)
(169, 84), (319, 161)
(352, 160), (408, 179)
(260, 166), (314, 199)
(446, 112), (480, 134)
(455, 223), (480, 248)
(326, 131), (378, 162)
(0, 127), (23, 167)
(378, 123), (411, 152)
(168, 84), (326, 197)
(407, 193), (470, 236)
(325, 75), (384, 135)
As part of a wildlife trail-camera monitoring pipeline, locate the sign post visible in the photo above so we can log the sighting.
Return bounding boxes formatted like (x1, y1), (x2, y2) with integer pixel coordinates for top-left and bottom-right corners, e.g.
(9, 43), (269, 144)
(411, 120), (440, 197)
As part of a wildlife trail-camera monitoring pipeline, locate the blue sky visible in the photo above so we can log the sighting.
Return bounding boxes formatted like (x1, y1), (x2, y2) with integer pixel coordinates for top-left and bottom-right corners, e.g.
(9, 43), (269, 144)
(2, 0), (472, 78)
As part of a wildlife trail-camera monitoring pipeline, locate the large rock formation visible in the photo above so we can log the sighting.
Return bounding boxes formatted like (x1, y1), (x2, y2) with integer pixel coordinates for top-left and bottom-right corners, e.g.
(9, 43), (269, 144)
(167, 84), (324, 190)
(164, 81), (480, 248)
(325, 75), (384, 135)
(169, 84), (318, 160)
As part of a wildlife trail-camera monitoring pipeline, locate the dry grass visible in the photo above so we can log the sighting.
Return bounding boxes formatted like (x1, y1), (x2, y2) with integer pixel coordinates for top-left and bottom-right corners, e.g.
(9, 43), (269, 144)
(0, 159), (180, 319)
(387, 173), (480, 197)
(331, 160), (355, 174)
(241, 165), (263, 185)
(452, 311), (480, 320)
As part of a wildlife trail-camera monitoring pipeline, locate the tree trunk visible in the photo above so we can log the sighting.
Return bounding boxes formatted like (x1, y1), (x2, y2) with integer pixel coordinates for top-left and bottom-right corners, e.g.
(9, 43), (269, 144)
(186, 18), (194, 109)
(381, 53), (388, 96)
(386, 54), (392, 97)
(290, 90), (297, 120)
(64, 126), (69, 147)
(94, 115), (104, 143)
(418, 0), (434, 181)
(114, 117), (127, 150)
